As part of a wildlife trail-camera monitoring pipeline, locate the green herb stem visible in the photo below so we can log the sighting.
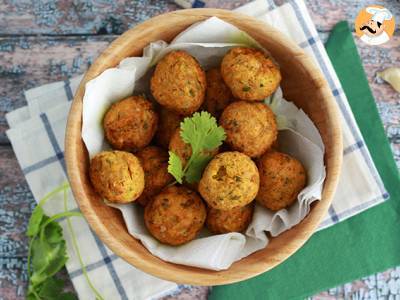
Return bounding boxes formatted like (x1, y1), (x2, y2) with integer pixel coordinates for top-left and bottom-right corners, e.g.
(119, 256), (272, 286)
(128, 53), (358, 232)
(40, 211), (83, 230)
(63, 189), (105, 300)
(182, 155), (194, 174)
(37, 181), (69, 208)
(31, 288), (41, 300)
(27, 236), (35, 277)
(182, 150), (200, 174)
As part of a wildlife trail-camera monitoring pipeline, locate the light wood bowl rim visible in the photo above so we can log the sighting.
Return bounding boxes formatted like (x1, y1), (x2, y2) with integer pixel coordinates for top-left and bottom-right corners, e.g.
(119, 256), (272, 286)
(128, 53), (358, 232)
(65, 8), (343, 285)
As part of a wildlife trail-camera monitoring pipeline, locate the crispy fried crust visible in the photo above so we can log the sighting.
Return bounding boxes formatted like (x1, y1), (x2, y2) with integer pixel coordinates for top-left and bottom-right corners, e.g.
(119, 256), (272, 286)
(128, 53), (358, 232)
(199, 151), (259, 210)
(221, 47), (281, 101)
(136, 146), (173, 206)
(206, 203), (254, 234)
(144, 186), (206, 245)
(89, 151), (144, 203)
(103, 96), (158, 152)
(204, 68), (234, 118)
(219, 101), (277, 157)
(256, 151), (307, 211)
(151, 51), (206, 115)
(154, 108), (184, 149)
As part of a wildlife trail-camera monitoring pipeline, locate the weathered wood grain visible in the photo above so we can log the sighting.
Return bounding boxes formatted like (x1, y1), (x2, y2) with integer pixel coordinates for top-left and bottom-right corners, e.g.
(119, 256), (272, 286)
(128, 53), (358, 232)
(0, 146), (74, 298)
(0, 257), (28, 299)
(0, 35), (115, 144)
(0, 257), (73, 300)
(0, 146), (35, 259)
(0, 0), (178, 35)
(1, 0), (398, 35)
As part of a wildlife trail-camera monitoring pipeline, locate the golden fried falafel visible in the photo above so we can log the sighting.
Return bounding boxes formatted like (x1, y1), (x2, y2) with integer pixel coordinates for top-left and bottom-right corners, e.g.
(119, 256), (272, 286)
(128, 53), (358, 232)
(136, 146), (173, 206)
(221, 47), (281, 101)
(103, 96), (158, 151)
(154, 108), (184, 149)
(89, 151), (144, 203)
(256, 151), (306, 211)
(169, 128), (219, 167)
(144, 186), (206, 246)
(199, 152), (259, 210)
(206, 203), (254, 234)
(150, 51), (206, 115)
(204, 68), (234, 118)
(219, 101), (277, 157)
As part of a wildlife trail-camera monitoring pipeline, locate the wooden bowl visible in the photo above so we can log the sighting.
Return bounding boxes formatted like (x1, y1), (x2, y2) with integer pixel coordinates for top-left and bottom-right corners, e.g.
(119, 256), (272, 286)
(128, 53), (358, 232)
(65, 9), (342, 285)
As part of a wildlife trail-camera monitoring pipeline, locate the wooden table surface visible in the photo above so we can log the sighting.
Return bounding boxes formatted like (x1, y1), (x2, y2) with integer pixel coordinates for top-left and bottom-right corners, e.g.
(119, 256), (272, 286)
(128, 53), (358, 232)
(0, 1), (399, 299)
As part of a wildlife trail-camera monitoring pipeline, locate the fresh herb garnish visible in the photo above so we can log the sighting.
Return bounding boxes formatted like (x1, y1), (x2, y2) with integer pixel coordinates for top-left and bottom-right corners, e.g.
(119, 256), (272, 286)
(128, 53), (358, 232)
(27, 183), (104, 300)
(168, 111), (226, 184)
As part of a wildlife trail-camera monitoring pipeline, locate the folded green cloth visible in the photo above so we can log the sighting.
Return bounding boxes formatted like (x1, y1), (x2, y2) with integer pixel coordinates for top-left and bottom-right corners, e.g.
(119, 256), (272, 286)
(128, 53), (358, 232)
(210, 21), (400, 300)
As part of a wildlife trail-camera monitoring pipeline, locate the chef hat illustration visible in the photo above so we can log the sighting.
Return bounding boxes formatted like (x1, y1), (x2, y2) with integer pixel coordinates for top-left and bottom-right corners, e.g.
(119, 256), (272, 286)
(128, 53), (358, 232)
(366, 7), (393, 24)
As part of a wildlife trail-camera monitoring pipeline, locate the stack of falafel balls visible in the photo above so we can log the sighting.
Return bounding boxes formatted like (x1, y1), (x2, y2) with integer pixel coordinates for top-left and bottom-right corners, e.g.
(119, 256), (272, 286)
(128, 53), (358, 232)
(89, 47), (307, 247)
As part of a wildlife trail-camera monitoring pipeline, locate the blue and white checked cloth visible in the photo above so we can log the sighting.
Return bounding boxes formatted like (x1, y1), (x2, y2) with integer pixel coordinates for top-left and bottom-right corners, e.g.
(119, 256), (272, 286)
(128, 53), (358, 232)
(6, 0), (388, 299)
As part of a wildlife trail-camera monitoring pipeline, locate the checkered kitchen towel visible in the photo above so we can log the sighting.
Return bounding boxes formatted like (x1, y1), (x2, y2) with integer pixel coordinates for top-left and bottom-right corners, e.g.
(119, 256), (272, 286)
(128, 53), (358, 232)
(6, 0), (388, 299)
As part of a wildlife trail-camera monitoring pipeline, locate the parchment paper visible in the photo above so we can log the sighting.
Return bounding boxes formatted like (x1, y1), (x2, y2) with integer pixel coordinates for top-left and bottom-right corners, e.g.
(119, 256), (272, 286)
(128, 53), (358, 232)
(82, 17), (326, 271)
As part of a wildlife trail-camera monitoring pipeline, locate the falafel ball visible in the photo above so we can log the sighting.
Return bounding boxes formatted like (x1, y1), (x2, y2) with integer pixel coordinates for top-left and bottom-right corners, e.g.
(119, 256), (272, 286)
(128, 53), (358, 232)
(154, 108), (184, 149)
(221, 47), (281, 101)
(103, 95), (158, 152)
(204, 68), (234, 118)
(150, 50), (206, 116)
(219, 101), (277, 157)
(169, 128), (219, 167)
(206, 203), (254, 234)
(144, 186), (206, 246)
(199, 151), (259, 210)
(256, 151), (306, 211)
(89, 151), (144, 203)
(136, 146), (173, 206)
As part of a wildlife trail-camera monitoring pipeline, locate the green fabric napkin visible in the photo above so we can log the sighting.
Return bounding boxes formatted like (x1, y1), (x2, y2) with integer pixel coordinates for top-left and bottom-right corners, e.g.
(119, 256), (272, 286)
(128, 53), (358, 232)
(210, 21), (400, 300)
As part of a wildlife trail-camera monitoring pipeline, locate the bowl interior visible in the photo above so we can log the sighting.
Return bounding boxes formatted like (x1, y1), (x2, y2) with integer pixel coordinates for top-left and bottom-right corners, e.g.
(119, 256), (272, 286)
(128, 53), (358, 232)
(65, 9), (342, 285)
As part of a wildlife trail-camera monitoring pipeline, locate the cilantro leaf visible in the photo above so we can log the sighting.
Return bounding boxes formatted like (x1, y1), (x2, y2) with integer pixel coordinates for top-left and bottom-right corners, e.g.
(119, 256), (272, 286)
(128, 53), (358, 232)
(180, 111), (225, 153)
(185, 153), (213, 184)
(27, 206), (44, 237)
(168, 151), (184, 183)
(202, 125), (226, 151)
(27, 184), (103, 300)
(38, 277), (64, 298)
(44, 219), (64, 244)
(58, 292), (79, 300)
(30, 221), (68, 287)
(168, 111), (226, 184)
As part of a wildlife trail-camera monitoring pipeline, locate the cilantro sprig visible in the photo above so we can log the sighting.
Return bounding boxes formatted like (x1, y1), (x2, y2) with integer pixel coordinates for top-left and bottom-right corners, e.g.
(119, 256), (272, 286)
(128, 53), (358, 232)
(27, 183), (104, 300)
(168, 111), (226, 184)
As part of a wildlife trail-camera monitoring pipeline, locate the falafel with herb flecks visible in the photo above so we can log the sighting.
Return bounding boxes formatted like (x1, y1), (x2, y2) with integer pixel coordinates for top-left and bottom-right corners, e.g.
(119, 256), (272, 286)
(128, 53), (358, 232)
(221, 47), (281, 101)
(103, 95), (158, 152)
(89, 150), (145, 203)
(151, 50), (206, 115)
(144, 186), (206, 246)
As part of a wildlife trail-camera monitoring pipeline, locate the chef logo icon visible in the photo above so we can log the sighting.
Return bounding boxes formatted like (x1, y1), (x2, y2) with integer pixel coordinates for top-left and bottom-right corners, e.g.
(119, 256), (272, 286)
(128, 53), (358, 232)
(355, 5), (395, 46)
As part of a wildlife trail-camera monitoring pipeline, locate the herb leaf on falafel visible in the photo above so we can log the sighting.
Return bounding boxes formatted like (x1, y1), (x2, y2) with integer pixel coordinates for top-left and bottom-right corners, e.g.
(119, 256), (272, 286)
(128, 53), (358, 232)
(168, 111), (226, 184)
(168, 151), (185, 184)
